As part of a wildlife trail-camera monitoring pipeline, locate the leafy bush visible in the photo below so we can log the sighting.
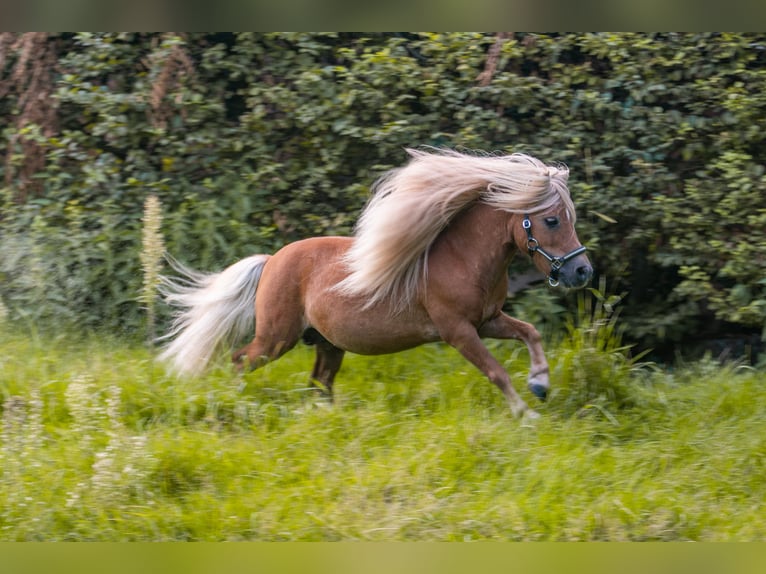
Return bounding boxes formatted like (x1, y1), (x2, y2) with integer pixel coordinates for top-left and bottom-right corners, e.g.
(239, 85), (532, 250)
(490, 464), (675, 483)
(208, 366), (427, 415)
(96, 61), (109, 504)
(1, 33), (765, 352)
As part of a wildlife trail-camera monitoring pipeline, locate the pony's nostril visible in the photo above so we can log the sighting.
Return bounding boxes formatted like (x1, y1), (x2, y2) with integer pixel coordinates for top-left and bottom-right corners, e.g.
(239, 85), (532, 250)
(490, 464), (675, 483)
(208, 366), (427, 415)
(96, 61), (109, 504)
(576, 266), (593, 282)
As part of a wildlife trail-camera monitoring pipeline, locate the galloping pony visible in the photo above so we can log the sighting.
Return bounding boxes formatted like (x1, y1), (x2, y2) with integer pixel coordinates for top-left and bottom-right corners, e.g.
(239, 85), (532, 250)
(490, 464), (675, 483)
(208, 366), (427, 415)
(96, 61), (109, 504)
(159, 148), (592, 419)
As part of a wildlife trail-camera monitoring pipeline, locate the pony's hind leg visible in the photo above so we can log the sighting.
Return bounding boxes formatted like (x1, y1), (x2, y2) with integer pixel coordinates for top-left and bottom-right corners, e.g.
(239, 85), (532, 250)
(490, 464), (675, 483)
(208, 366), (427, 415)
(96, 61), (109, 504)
(231, 255), (306, 373)
(232, 308), (304, 372)
(309, 338), (345, 400)
(302, 327), (345, 398)
(232, 335), (299, 372)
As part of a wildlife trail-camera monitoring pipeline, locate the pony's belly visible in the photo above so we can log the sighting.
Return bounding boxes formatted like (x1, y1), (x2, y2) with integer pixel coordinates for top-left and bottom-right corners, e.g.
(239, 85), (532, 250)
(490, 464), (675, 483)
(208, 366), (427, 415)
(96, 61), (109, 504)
(309, 309), (442, 355)
(330, 327), (442, 355)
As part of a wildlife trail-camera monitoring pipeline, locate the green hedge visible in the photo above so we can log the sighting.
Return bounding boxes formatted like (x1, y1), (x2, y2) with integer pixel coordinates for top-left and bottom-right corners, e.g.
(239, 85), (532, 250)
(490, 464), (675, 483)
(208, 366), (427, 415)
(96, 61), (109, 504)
(1, 32), (765, 352)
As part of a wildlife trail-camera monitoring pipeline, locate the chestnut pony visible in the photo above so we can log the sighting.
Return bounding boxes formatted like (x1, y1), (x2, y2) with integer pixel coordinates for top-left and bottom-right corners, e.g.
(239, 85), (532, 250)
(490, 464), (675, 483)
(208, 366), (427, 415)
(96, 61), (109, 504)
(159, 148), (592, 419)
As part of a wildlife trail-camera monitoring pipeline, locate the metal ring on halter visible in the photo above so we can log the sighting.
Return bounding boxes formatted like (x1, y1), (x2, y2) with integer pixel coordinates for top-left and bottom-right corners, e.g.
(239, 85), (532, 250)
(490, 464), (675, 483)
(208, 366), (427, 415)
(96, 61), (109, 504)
(548, 276), (560, 287)
(526, 238), (539, 251)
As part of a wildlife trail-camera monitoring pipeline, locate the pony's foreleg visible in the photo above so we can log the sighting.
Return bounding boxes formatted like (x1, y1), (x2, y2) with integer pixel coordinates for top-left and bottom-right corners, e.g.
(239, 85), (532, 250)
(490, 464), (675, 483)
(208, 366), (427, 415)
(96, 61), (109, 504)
(478, 313), (550, 401)
(438, 320), (533, 419)
(310, 339), (345, 400)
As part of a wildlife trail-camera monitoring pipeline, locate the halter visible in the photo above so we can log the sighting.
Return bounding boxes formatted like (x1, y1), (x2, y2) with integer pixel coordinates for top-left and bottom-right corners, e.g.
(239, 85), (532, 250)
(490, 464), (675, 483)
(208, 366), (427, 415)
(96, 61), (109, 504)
(522, 214), (587, 287)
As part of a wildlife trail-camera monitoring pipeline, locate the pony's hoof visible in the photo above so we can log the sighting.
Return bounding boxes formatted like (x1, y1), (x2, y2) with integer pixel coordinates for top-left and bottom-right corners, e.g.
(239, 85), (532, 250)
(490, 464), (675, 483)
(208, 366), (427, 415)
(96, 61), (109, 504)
(522, 409), (541, 424)
(528, 380), (549, 401)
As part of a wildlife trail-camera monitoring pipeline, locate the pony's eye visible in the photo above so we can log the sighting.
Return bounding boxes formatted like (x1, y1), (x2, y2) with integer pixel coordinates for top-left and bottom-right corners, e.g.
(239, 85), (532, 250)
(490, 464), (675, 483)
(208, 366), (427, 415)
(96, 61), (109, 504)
(544, 217), (560, 229)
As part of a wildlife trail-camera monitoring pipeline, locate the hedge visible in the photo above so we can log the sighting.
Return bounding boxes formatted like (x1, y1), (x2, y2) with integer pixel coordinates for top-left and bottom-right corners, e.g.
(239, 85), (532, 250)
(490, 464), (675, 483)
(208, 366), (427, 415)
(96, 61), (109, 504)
(1, 32), (765, 356)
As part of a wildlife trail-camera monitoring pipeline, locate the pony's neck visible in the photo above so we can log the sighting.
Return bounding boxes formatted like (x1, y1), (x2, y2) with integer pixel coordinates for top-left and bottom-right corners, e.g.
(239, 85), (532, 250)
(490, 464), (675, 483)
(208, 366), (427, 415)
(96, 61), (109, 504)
(434, 202), (518, 281)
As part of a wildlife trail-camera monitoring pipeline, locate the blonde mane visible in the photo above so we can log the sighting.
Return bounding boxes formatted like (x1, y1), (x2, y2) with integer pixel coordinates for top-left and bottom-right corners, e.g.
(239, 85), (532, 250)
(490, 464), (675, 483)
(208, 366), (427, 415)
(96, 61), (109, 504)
(336, 148), (575, 311)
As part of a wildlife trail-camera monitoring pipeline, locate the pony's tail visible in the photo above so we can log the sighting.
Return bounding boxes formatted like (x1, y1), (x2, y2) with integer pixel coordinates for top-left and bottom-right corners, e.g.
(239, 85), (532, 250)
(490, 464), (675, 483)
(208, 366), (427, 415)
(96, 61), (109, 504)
(157, 254), (270, 376)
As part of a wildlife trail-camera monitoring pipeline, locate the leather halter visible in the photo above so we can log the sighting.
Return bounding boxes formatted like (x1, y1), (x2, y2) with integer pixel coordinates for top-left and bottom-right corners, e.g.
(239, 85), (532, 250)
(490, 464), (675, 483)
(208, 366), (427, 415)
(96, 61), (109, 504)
(523, 215), (587, 287)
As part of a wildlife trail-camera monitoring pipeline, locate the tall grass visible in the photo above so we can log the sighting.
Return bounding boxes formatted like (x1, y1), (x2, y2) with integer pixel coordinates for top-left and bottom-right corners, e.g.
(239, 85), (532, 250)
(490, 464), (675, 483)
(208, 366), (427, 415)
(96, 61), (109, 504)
(0, 324), (764, 541)
(547, 278), (652, 418)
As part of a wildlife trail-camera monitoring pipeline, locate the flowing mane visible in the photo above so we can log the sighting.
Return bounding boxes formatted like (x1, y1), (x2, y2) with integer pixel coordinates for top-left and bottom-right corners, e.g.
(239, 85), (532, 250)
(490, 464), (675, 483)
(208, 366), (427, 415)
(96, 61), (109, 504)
(336, 148), (574, 310)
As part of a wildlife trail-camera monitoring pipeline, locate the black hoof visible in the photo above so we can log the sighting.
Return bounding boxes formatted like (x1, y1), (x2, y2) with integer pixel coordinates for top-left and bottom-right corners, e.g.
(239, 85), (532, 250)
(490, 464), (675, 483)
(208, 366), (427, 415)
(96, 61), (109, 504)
(528, 381), (548, 401)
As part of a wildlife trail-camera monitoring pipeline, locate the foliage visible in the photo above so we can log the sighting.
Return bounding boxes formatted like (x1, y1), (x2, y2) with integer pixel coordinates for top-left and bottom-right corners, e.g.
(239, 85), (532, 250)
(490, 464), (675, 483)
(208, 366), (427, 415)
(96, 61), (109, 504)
(1, 33), (766, 350)
(1, 331), (764, 541)
(547, 279), (652, 417)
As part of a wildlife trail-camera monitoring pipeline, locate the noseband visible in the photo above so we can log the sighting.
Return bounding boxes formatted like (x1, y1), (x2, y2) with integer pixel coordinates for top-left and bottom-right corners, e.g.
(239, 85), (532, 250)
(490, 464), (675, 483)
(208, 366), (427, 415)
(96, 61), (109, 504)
(523, 215), (587, 287)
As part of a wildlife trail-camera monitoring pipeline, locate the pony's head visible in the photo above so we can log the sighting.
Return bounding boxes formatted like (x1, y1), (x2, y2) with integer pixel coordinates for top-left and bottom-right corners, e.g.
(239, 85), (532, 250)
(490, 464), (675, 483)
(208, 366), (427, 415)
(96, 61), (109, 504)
(467, 150), (591, 289)
(511, 203), (592, 289)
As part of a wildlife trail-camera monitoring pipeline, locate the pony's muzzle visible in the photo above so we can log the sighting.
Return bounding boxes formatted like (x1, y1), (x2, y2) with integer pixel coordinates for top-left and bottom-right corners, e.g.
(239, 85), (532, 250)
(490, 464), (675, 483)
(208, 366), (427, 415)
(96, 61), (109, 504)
(560, 257), (593, 288)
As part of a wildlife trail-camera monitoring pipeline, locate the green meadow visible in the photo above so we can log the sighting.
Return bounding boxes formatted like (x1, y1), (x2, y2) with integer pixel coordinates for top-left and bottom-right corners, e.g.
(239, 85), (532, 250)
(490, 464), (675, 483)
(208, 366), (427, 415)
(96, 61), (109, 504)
(0, 319), (764, 541)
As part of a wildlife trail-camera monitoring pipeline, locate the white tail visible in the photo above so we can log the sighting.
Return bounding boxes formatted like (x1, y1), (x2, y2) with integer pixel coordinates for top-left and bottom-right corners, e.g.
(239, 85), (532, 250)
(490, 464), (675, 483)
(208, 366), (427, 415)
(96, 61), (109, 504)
(158, 254), (270, 376)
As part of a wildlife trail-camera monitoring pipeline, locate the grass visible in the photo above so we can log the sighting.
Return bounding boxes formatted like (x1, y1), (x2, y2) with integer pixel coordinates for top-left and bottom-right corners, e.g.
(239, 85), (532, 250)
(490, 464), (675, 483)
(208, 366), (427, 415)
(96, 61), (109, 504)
(0, 326), (764, 541)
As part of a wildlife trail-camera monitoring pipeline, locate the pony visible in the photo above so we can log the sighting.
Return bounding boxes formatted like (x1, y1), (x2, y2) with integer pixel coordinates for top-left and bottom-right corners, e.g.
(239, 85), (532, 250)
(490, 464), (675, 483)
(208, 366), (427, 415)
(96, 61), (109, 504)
(159, 148), (593, 419)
